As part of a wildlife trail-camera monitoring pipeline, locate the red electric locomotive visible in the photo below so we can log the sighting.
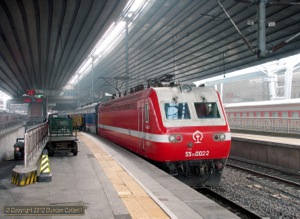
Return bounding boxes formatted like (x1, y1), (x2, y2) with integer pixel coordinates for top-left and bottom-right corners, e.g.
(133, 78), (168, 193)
(98, 81), (231, 187)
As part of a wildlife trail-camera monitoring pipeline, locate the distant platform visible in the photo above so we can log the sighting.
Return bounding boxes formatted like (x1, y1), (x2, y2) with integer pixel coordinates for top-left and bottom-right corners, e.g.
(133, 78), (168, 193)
(231, 133), (300, 172)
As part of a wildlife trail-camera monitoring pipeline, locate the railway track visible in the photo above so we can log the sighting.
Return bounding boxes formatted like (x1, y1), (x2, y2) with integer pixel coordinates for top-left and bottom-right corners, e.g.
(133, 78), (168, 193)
(227, 157), (300, 188)
(197, 188), (264, 219)
(198, 157), (300, 218)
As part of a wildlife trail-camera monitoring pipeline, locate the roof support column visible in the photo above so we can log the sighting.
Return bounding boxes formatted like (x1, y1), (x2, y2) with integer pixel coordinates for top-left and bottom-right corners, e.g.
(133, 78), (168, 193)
(44, 97), (48, 117)
(91, 57), (94, 103)
(284, 65), (293, 99)
(77, 73), (80, 107)
(265, 69), (277, 100)
(258, 0), (267, 57)
(125, 17), (129, 94)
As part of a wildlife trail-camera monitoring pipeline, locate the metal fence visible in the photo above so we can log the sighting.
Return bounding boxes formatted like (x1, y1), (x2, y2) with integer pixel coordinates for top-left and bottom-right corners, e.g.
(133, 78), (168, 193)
(24, 122), (49, 168)
(227, 117), (300, 134)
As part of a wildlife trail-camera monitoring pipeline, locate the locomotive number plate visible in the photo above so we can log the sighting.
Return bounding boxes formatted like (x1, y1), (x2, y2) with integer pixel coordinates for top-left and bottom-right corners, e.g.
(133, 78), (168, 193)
(185, 151), (209, 157)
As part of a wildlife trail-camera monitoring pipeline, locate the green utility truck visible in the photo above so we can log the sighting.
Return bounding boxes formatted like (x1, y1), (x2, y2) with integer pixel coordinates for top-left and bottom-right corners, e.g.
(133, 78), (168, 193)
(46, 114), (78, 156)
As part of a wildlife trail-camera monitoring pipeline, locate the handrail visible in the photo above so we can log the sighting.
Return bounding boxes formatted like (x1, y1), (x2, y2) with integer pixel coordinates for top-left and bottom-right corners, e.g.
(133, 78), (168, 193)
(228, 117), (300, 134)
(24, 121), (49, 168)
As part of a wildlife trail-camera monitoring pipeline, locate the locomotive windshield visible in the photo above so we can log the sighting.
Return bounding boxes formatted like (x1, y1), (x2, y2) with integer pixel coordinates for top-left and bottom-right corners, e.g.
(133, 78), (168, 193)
(194, 102), (220, 118)
(165, 103), (191, 120)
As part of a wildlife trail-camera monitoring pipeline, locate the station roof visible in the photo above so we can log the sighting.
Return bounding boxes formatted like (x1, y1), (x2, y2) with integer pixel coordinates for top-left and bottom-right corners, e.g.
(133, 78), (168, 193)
(0, 0), (127, 98)
(1, 0), (300, 109)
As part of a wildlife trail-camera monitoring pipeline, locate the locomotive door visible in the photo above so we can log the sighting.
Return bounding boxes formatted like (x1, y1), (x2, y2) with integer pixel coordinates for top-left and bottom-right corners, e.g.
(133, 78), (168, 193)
(138, 99), (148, 151)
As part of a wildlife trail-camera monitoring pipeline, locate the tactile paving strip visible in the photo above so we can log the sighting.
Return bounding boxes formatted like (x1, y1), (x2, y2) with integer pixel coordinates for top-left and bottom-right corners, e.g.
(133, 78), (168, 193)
(80, 135), (170, 219)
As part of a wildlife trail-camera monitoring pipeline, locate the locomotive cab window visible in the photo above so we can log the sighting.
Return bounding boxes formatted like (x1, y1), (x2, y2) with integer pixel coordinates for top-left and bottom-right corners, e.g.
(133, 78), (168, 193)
(194, 102), (220, 118)
(164, 103), (191, 120)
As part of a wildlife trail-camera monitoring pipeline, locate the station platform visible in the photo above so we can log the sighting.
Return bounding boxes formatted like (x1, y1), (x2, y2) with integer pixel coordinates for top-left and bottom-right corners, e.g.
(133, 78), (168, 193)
(231, 133), (299, 147)
(231, 132), (300, 172)
(0, 132), (239, 219)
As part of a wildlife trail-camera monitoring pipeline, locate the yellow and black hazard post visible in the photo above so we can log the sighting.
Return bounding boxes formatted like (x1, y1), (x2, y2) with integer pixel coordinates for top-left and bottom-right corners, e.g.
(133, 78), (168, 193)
(37, 149), (52, 182)
(11, 166), (37, 186)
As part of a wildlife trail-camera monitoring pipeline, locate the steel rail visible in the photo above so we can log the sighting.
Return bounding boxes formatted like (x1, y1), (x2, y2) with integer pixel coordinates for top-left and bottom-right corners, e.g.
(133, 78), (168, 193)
(227, 158), (300, 188)
(197, 188), (264, 219)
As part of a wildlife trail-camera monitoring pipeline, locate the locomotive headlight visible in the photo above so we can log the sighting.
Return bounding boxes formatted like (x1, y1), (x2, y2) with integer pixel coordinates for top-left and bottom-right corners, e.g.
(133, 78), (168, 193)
(213, 133), (226, 141)
(219, 133), (226, 140)
(169, 134), (183, 142)
(169, 135), (176, 142)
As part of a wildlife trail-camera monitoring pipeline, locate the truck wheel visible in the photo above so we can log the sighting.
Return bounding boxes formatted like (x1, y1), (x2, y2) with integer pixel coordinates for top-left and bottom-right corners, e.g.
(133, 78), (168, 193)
(47, 143), (55, 156)
(48, 149), (54, 157)
(72, 142), (78, 156)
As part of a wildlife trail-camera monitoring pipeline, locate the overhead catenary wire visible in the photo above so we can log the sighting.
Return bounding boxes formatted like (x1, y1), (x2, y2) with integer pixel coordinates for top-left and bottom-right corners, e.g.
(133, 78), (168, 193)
(217, 1), (256, 55)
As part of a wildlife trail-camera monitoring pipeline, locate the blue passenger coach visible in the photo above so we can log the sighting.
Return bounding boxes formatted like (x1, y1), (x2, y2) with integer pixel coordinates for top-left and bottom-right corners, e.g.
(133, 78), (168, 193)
(61, 102), (99, 134)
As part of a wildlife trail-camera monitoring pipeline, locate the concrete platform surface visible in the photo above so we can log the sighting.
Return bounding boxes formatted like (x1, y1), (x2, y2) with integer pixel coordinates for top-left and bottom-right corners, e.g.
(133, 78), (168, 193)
(0, 132), (239, 219)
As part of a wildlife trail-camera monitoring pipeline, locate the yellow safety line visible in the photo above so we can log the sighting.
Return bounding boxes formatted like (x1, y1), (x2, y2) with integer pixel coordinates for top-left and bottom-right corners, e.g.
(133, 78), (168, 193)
(80, 134), (170, 219)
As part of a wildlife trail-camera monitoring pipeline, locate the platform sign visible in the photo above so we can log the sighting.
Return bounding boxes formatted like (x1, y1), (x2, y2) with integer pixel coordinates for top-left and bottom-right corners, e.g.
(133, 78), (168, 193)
(23, 97), (43, 103)
(25, 89), (44, 100)
(24, 98), (31, 103)
(26, 89), (35, 96)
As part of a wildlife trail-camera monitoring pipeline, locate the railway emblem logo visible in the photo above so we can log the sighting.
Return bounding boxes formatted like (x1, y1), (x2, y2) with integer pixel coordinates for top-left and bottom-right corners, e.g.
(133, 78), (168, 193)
(193, 130), (203, 143)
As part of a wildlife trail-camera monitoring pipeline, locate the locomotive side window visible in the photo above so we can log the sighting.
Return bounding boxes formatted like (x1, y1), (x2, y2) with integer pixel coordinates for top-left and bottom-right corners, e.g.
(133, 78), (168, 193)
(165, 103), (191, 120)
(145, 103), (149, 122)
(194, 102), (220, 118)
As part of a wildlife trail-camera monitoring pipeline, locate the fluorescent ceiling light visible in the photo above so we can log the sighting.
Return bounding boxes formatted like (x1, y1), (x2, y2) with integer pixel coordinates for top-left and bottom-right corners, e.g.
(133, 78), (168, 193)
(67, 0), (149, 87)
